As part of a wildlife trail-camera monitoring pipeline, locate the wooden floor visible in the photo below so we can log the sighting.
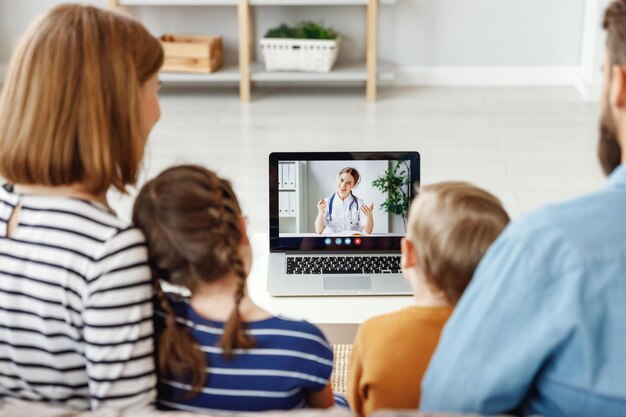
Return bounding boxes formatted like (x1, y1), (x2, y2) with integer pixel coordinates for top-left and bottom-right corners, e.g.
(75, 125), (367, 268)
(109, 85), (603, 233)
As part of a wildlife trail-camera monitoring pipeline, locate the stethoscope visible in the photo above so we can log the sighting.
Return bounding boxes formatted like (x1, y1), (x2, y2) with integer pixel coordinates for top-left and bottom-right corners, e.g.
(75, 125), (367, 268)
(326, 192), (361, 225)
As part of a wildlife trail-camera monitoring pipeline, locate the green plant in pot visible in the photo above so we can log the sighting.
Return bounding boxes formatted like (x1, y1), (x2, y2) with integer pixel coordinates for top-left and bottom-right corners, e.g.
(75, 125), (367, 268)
(264, 21), (338, 40)
(372, 161), (411, 230)
(261, 21), (340, 72)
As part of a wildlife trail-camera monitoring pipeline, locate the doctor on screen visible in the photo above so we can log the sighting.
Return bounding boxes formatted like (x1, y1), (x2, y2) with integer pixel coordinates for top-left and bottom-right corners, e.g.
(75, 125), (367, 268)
(314, 167), (374, 235)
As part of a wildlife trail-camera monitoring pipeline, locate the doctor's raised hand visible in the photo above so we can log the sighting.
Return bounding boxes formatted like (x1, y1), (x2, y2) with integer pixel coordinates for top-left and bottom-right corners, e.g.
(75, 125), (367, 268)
(314, 198), (328, 234)
(361, 203), (375, 234)
(317, 198), (328, 214)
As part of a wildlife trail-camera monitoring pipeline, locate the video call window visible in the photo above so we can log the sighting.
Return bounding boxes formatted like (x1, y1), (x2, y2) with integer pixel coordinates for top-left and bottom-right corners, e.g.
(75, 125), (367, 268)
(278, 160), (411, 237)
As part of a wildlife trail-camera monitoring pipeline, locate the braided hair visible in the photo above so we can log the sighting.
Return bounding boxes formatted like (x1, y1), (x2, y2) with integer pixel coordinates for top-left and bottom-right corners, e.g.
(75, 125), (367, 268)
(132, 165), (255, 396)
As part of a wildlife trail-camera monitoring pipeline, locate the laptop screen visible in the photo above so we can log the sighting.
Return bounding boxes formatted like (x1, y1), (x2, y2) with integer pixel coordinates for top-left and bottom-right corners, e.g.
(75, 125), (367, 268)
(269, 151), (420, 252)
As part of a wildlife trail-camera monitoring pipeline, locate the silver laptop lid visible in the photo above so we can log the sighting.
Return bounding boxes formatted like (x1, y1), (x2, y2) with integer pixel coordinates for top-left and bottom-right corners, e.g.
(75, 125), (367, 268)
(269, 151), (421, 253)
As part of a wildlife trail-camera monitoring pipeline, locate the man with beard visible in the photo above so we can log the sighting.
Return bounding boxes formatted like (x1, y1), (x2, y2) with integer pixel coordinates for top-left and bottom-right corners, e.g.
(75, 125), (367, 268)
(419, 2), (626, 416)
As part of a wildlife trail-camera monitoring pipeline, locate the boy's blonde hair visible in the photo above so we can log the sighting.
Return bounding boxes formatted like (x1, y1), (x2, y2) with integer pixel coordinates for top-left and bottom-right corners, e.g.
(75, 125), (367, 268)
(407, 181), (510, 304)
(0, 4), (163, 194)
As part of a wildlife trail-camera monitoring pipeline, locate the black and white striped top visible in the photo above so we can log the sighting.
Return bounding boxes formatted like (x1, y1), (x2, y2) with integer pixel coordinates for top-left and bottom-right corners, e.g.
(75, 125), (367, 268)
(0, 185), (156, 410)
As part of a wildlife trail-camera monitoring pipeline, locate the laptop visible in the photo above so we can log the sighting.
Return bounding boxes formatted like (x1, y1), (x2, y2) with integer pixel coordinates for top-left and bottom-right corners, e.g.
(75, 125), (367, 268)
(268, 151), (420, 296)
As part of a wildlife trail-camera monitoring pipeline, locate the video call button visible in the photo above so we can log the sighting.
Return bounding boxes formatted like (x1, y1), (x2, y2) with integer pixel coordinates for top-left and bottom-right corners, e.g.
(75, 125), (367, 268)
(335, 238), (343, 245)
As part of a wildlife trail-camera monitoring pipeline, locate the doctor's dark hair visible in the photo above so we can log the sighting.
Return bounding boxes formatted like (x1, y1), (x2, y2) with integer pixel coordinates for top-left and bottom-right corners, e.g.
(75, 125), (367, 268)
(132, 165), (255, 396)
(406, 182), (510, 304)
(338, 167), (361, 187)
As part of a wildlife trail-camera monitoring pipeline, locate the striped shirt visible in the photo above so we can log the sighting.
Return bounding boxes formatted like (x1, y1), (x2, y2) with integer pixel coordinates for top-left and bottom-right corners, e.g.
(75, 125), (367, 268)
(156, 294), (334, 413)
(0, 185), (156, 410)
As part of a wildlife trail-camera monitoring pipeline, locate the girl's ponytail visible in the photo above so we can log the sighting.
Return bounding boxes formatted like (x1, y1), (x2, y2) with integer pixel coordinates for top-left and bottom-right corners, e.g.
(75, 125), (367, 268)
(153, 274), (207, 396)
(220, 255), (255, 358)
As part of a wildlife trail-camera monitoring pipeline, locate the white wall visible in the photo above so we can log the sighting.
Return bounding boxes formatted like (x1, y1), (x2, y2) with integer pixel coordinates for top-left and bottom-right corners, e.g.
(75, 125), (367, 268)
(0, 0), (109, 65)
(385, 0), (584, 67)
(576, 0), (612, 101)
(0, 0), (586, 83)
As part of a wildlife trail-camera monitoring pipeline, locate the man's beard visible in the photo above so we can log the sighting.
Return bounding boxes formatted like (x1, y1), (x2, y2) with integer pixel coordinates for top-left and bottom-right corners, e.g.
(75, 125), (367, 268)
(599, 109), (622, 176)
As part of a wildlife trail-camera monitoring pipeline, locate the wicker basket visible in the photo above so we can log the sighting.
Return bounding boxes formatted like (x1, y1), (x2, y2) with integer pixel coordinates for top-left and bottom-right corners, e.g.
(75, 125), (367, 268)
(260, 38), (340, 73)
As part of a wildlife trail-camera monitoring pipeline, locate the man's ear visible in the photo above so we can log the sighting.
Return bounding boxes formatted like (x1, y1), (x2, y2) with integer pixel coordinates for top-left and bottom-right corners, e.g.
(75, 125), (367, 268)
(239, 217), (250, 246)
(610, 65), (626, 108)
(401, 237), (419, 271)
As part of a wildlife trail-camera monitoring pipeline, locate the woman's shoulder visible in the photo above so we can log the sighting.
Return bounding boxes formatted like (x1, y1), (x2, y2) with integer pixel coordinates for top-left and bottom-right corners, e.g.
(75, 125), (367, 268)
(1, 184), (147, 261)
(6, 184), (135, 239)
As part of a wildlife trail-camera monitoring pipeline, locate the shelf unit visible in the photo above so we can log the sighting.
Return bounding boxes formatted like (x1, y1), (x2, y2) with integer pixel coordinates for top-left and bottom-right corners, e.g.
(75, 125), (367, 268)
(278, 161), (308, 234)
(110, 0), (393, 101)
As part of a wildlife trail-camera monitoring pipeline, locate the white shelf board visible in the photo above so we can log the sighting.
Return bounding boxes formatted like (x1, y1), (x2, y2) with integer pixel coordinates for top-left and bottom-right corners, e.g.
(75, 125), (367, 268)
(252, 62), (365, 82)
(250, 0), (395, 5)
(158, 63), (240, 83)
(119, 0), (237, 5)
(378, 62), (395, 82)
(251, 61), (394, 82)
(119, 0), (394, 5)
(158, 62), (394, 83)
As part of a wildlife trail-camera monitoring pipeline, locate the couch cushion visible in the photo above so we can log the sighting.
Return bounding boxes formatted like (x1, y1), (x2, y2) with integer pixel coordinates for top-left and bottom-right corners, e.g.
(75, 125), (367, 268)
(372, 410), (514, 417)
(0, 400), (512, 417)
(0, 400), (353, 417)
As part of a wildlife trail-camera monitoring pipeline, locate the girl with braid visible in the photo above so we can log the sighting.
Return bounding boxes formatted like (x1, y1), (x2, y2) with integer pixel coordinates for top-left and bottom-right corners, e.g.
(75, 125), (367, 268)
(133, 165), (337, 413)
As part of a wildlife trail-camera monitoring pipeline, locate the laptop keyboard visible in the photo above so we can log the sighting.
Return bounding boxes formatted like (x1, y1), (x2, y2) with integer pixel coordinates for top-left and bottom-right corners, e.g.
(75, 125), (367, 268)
(286, 256), (401, 275)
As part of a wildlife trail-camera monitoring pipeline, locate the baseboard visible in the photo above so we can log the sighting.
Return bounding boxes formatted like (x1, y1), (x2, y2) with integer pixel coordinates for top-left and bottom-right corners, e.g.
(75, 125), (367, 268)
(392, 66), (581, 87)
(0, 61), (589, 96)
(573, 72), (601, 102)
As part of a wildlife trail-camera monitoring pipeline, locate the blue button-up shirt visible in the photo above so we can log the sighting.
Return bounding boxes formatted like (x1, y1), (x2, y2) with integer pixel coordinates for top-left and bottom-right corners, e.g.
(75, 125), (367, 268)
(421, 165), (626, 417)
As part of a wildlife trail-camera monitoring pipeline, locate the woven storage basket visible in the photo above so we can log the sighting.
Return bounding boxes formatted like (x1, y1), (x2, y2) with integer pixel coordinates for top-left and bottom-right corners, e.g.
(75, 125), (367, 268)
(260, 38), (340, 73)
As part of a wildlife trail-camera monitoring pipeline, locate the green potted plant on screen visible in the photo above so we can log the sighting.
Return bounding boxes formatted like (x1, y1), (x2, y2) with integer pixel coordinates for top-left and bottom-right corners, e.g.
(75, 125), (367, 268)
(372, 161), (411, 229)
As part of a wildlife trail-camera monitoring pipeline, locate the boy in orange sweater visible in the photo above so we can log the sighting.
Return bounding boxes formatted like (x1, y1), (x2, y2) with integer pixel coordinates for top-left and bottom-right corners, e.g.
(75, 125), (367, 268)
(347, 182), (510, 416)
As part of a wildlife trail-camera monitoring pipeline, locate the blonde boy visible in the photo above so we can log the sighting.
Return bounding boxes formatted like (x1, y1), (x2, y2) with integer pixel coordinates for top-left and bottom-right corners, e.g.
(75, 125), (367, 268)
(347, 182), (510, 416)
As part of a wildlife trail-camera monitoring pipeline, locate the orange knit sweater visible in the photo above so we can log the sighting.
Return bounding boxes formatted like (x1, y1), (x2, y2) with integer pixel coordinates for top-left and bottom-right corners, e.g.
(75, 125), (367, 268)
(347, 306), (453, 416)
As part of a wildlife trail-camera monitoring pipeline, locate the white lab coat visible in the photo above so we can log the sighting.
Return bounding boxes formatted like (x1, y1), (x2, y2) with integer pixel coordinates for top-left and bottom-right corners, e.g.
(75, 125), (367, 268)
(322, 193), (366, 234)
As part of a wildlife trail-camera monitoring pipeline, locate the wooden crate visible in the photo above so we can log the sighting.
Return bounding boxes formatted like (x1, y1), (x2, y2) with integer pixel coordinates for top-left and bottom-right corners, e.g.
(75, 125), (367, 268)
(160, 34), (223, 74)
